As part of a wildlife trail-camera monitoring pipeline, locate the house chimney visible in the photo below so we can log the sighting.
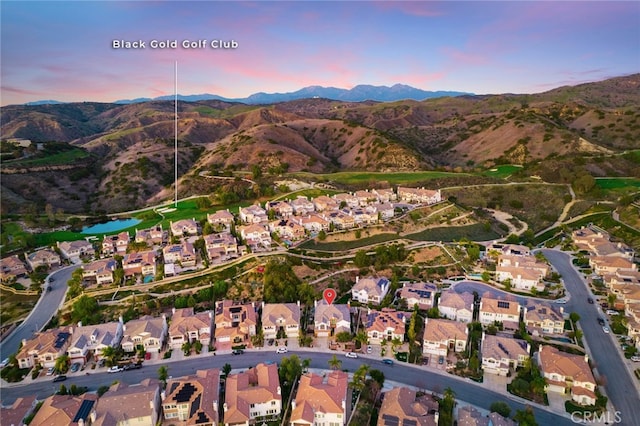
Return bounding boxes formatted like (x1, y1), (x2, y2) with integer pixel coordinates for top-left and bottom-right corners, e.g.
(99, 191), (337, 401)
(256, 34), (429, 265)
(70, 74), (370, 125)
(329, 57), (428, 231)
(297, 300), (300, 307)
(584, 354), (589, 363)
(223, 403), (228, 412)
(90, 410), (97, 423)
(342, 399), (346, 410)
(356, 276), (359, 284)
(172, 307), (176, 315)
(434, 411), (439, 423)
(213, 401), (218, 412)
(314, 300), (318, 308)
(291, 400), (296, 410)
(161, 391), (166, 401)
(22, 338), (27, 346)
(118, 315), (123, 324)
(77, 321), (83, 328)
(277, 386), (281, 395)
(262, 301), (265, 309)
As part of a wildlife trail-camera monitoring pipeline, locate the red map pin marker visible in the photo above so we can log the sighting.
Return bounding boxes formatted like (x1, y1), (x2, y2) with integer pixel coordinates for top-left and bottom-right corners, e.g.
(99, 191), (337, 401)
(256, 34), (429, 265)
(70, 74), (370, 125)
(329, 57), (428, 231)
(323, 288), (336, 305)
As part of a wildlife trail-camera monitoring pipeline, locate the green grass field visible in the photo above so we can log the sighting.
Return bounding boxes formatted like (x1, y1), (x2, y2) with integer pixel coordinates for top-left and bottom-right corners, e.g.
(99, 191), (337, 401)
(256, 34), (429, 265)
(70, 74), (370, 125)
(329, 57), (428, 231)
(405, 223), (500, 242)
(594, 177), (640, 190)
(273, 188), (340, 201)
(5, 148), (89, 167)
(298, 233), (399, 252)
(291, 171), (470, 186)
(481, 165), (523, 179)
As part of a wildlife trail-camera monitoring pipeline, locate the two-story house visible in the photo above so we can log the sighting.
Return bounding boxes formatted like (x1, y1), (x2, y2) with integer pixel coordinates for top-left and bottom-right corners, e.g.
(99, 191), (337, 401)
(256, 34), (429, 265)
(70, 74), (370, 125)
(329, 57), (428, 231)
(25, 248), (61, 270)
(162, 369), (220, 425)
(122, 250), (157, 279)
(314, 300), (351, 337)
(170, 218), (200, 238)
(478, 297), (521, 330)
(17, 326), (73, 369)
(290, 371), (349, 426)
(224, 363), (281, 426)
(82, 258), (117, 285)
(261, 302), (301, 340)
(67, 319), (123, 365)
(0, 255), (28, 281)
(238, 224), (272, 251)
(437, 291), (474, 323)
(102, 232), (130, 256)
(168, 308), (213, 349)
(205, 232), (239, 264)
(399, 282), (437, 310)
(351, 276), (390, 305)
(480, 333), (530, 376)
(422, 318), (468, 358)
(377, 387), (439, 426)
(397, 187), (441, 204)
(538, 345), (597, 406)
(91, 378), (161, 426)
(365, 308), (408, 345)
(214, 300), (257, 350)
(524, 302), (565, 336)
(56, 240), (95, 263)
(290, 196), (316, 216)
(207, 209), (236, 231)
(121, 315), (168, 354)
(239, 205), (268, 225)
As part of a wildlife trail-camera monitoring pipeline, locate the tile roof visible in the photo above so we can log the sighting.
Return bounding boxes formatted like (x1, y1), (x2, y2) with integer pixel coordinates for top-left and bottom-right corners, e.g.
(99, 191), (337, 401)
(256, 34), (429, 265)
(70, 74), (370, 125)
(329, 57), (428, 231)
(29, 394), (98, 426)
(262, 303), (301, 328)
(224, 363), (281, 424)
(18, 326), (73, 360)
(163, 369), (219, 425)
(423, 318), (468, 343)
(481, 334), (530, 362)
(0, 395), (37, 426)
(290, 371), (348, 424)
(538, 345), (596, 385)
(377, 387), (438, 426)
(438, 291), (474, 310)
(169, 308), (211, 336)
(93, 378), (160, 426)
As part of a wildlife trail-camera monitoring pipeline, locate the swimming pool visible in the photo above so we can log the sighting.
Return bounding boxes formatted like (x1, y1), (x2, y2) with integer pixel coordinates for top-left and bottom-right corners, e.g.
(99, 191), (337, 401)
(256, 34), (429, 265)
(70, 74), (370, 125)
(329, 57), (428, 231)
(81, 218), (142, 234)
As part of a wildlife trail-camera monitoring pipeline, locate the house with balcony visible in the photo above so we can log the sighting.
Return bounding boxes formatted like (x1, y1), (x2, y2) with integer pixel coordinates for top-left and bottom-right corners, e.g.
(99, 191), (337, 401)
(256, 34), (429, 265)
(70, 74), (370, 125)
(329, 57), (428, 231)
(239, 205), (268, 225)
(163, 241), (197, 268)
(397, 187), (441, 205)
(349, 208), (378, 226)
(495, 254), (549, 292)
(57, 240), (95, 263)
(102, 232), (130, 256)
(437, 290), (474, 323)
(207, 209), (236, 231)
(373, 188), (397, 203)
(170, 218), (200, 238)
(480, 333), (530, 376)
(29, 393), (98, 426)
(121, 315), (167, 354)
(0, 254), (28, 281)
(290, 196), (315, 216)
(82, 258), (117, 285)
(372, 203), (395, 220)
(135, 224), (166, 246)
(399, 282), (438, 310)
(292, 214), (330, 233)
(91, 378), (161, 426)
(322, 210), (355, 230)
(122, 250), (156, 278)
(351, 276), (390, 305)
(354, 190), (377, 206)
(524, 302), (565, 336)
(214, 300), (257, 349)
(478, 297), (521, 329)
(224, 363), (281, 426)
(205, 232), (239, 264)
(538, 345), (597, 406)
(67, 319), (123, 365)
(314, 300), (351, 337)
(262, 302), (301, 340)
(17, 326), (73, 369)
(422, 318), (468, 357)
(162, 369), (220, 425)
(365, 308), (408, 344)
(267, 200), (294, 218)
(268, 219), (306, 241)
(332, 193), (359, 209)
(290, 371), (349, 426)
(312, 195), (339, 212)
(168, 308), (213, 349)
(377, 387), (439, 426)
(238, 224), (272, 251)
(589, 256), (637, 276)
(25, 248), (61, 270)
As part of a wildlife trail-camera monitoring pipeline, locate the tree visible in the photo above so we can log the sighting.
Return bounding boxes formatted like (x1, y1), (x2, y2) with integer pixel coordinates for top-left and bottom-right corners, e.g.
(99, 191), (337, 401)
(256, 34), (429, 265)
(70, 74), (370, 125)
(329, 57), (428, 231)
(58, 384), (68, 395)
(391, 337), (402, 353)
(71, 295), (100, 325)
(328, 355), (342, 370)
(569, 312), (580, 324)
(354, 250), (370, 268)
(222, 363), (232, 377)
(513, 405), (538, 426)
(351, 364), (369, 391)
(318, 230), (327, 241)
(302, 358), (311, 373)
(369, 369), (385, 387)
(158, 366), (168, 383)
(194, 341), (203, 354)
(279, 355), (303, 396)
(55, 355), (70, 374)
(101, 346), (118, 367)
(182, 341), (192, 356)
(489, 401), (511, 418)
(335, 331), (352, 343)
(354, 331), (368, 349)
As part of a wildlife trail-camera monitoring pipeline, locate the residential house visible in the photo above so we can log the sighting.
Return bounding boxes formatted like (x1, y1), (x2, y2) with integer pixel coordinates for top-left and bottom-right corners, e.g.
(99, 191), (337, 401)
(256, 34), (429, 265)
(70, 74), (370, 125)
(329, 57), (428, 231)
(268, 219), (306, 241)
(168, 308), (213, 349)
(121, 315), (168, 354)
(67, 319), (123, 365)
(480, 333), (530, 376)
(322, 210), (355, 230)
(82, 258), (117, 285)
(354, 190), (377, 206)
(122, 250), (156, 278)
(486, 243), (531, 257)
(495, 254), (549, 291)
(267, 201), (294, 218)
(238, 224), (272, 251)
(204, 232), (239, 264)
(239, 205), (268, 225)
(290, 371), (348, 426)
(162, 369), (220, 425)
(262, 302), (301, 340)
(377, 387), (439, 426)
(17, 326), (73, 369)
(29, 393), (98, 426)
(312, 195), (339, 212)
(589, 256), (637, 276)
(0, 395), (37, 426)
(57, 240), (95, 262)
(349, 208), (378, 226)
(487, 413), (517, 426)
(102, 232), (130, 256)
(422, 318), (468, 357)
(292, 214), (330, 233)
(170, 218), (200, 238)
(372, 203), (395, 220)
(456, 406), (489, 426)
(163, 241), (197, 268)
(437, 291), (474, 323)
(397, 187), (441, 205)
(207, 209), (236, 231)
(25, 248), (60, 270)
(524, 302), (565, 336)
(351, 276), (390, 305)
(332, 193), (359, 209)
(290, 196), (316, 215)
(214, 300), (257, 349)
(372, 188), (397, 203)
(365, 308), (408, 344)
(91, 378), (161, 426)
(478, 297), (521, 329)
(0, 255), (28, 281)
(135, 225), (166, 246)
(538, 345), (597, 406)
(314, 300), (351, 337)
(573, 227), (635, 259)
(224, 363), (281, 426)
(399, 282), (437, 310)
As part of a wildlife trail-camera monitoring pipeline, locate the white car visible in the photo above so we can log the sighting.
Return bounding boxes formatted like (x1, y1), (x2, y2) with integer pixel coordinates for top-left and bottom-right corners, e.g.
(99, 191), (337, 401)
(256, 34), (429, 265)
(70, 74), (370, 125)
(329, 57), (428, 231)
(46, 367), (55, 376)
(602, 326), (610, 334)
(630, 356), (640, 362)
(554, 298), (567, 304)
(366, 345), (372, 354)
(0, 358), (9, 369)
(345, 352), (358, 359)
(275, 347), (288, 354)
(107, 366), (124, 373)
(606, 310), (618, 315)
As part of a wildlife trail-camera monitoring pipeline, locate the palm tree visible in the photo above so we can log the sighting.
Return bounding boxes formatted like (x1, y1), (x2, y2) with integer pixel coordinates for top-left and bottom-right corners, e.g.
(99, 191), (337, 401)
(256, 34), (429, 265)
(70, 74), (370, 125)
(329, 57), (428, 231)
(328, 354), (342, 371)
(158, 366), (168, 385)
(354, 331), (368, 349)
(351, 364), (369, 391)
(54, 355), (70, 374)
(391, 337), (402, 353)
(101, 346), (117, 367)
(302, 358), (311, 373)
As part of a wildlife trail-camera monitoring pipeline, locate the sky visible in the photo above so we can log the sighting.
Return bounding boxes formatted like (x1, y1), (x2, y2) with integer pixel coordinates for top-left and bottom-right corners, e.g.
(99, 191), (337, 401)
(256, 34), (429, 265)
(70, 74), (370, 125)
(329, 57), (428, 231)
(1, 1), (639, 106)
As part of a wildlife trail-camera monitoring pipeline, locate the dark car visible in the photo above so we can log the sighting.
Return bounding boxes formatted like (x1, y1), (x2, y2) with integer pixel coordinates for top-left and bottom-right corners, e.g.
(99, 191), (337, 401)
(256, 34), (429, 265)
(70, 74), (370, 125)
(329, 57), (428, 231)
(124, 363), (142, 370)
(47, 286), (52, 292)
(381, 359), (394, 365)
(597, 318), (605, 326)
(52, 375), (67, 382)
(587, 297), (594, 304)
(232, 349), (244, 355)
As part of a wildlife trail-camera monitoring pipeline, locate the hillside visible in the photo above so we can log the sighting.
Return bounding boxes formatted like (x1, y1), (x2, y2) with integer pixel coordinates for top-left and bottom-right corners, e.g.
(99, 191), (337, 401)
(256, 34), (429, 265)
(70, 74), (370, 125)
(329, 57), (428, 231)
(1, 74), (639, 214)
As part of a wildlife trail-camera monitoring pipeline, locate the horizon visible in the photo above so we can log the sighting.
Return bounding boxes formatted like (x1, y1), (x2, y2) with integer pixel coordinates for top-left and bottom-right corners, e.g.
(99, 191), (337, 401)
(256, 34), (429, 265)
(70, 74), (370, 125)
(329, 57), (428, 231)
(1, 1), (639, 106)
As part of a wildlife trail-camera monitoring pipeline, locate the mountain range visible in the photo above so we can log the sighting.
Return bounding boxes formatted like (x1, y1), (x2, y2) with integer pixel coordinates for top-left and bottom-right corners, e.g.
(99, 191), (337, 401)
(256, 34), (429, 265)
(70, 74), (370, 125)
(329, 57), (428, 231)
(2, 74), (639, 215)
(23, 84), (472, 106)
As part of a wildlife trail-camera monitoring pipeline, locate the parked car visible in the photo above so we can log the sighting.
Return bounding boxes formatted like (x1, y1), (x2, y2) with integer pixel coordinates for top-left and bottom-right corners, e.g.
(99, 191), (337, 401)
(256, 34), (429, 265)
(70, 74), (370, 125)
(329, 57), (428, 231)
(232, 349), (244, 355)
(123, 363), (142, 370)
(47, 286), (52, 292)
(630, 356), (640, 362)
(52, 375), (67, 382)
(345, 352), (358, 359)
(366, 345), (372, 354)
(70, 363), (81, 373)
(381, 359), (394, 365)
(0, 358), (9, 369)
(276, 347), (288, 354)
(46, 367), (55, 376)
(587, 297), (594, 304)
(555, 298), (567, 304)
(606, 310), (618, 315)
(602, 326), (610, 334)
(438, 356), (445, 365)
(107, 366), (124, 373)
(597, 318), (606, 326)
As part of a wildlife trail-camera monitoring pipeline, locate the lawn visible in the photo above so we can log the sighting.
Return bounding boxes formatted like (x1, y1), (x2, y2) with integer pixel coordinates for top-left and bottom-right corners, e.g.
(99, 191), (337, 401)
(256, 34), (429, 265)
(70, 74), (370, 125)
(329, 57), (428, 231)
(405, 223), (500, 242)
(291, 171), (471, 186)
(0, 290), (39, 326)
(272, 188), (340, 201)
(0, 222), (35, 255)
(298, 233), (400, 252)
(481, 164), (524, 179)
(4, 148), (89, 167)
(594, 177), (640, 190)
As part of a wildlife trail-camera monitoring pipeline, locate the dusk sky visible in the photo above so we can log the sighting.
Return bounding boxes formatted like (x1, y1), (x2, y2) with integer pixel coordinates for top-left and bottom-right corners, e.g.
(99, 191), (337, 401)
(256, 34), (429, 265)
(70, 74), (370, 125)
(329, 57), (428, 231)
(1, 1), (639, 106)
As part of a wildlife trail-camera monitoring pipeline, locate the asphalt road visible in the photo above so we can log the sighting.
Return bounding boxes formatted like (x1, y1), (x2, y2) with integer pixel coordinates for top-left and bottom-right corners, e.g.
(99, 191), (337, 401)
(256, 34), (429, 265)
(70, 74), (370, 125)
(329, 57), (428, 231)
(542, 249), (640, 425)
(1, 351), (577, 425)
(0, 265), (80, 360)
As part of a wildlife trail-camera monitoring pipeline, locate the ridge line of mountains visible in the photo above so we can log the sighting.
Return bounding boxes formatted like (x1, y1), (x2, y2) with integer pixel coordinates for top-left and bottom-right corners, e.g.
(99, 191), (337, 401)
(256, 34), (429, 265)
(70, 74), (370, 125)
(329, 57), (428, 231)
(24, 84), (472, 106)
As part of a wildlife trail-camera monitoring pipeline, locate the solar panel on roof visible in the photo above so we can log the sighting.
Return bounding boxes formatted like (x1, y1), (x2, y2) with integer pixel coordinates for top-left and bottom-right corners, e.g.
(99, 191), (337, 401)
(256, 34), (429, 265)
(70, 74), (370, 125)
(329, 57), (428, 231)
(195, 410), (211, 424)
(174, 383), (197, 403)
(190, 393), (201, 419)
(382, 414), (399, 426)
(403, 420), (417, 426)
(54, 332), (71, 349)
(497, 301), (510, 309)
(72, 399), (95, 423)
